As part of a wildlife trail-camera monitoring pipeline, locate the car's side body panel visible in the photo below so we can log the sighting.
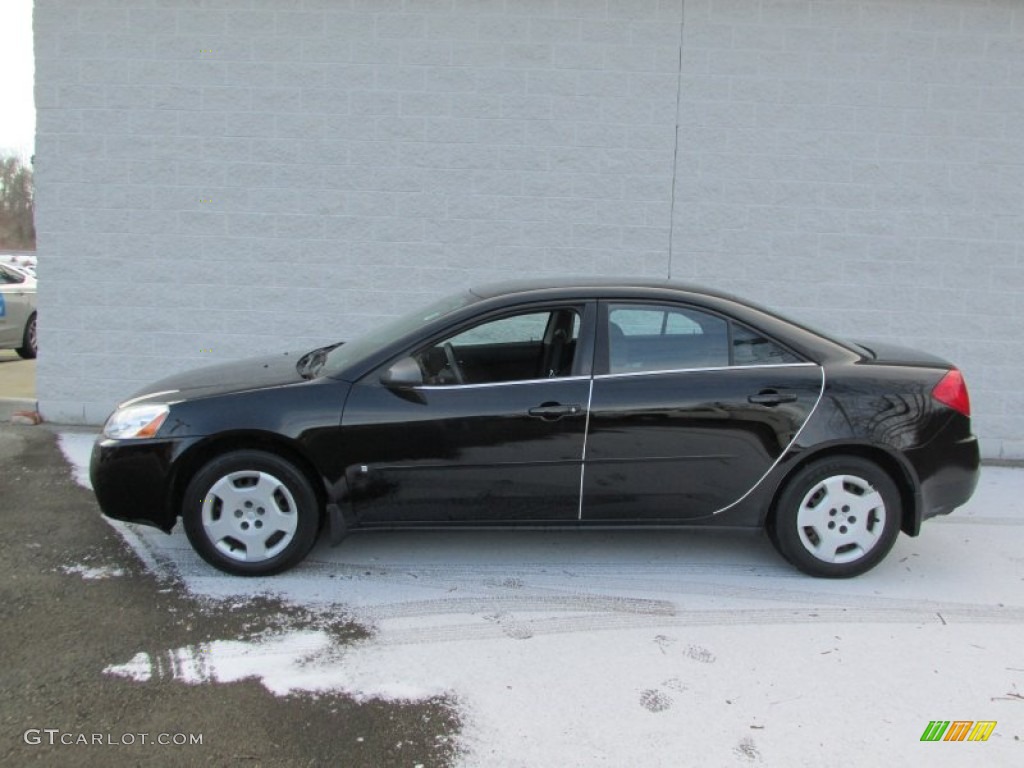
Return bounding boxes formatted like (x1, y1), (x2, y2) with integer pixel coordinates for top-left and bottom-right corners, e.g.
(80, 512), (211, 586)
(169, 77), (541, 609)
(340, 377), (592, 524)
(747, 361), (981, 536)
(582, 365), (824, 521)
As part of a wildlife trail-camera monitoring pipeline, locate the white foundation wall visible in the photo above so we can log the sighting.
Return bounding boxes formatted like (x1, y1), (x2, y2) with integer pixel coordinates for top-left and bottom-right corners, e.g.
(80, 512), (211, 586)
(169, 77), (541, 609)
(33, 0), (1024, 457)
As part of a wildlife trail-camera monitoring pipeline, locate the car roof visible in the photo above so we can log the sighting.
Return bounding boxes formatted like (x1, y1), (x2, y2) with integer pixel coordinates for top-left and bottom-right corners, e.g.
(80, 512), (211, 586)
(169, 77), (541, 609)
(469, 277), (741, 302)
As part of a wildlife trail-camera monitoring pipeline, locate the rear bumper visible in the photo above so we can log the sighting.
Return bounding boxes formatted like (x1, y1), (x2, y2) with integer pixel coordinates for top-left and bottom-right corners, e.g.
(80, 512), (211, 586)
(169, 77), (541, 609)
(905, 432), (981, 534)
(90, 436), (196, 532)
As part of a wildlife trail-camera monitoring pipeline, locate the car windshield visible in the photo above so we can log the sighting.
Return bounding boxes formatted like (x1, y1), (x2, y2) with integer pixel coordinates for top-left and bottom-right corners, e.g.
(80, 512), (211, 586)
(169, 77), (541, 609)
(319, 290), (477, 377)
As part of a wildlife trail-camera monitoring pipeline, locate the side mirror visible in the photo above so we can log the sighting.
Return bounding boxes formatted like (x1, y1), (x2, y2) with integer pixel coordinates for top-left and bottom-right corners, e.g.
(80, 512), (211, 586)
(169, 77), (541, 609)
(381, 356), (423, 388)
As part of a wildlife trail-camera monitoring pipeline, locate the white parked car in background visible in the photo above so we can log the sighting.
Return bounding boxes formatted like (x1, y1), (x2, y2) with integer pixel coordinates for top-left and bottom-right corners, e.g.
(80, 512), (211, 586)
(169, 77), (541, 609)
(0, 262), (37, 358)
(0, 253), (37, 278)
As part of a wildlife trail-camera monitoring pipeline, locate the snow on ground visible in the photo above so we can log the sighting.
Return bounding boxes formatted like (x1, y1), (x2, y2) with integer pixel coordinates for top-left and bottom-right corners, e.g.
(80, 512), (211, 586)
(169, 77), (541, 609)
(60, 563), (124, 580)
(60, 432), (1024, 766)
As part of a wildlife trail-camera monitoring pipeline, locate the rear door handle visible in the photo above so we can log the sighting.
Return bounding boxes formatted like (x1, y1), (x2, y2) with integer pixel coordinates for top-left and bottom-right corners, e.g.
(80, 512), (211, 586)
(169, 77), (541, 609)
(528, 402), (582, 420)
(748, 391), (798, 406)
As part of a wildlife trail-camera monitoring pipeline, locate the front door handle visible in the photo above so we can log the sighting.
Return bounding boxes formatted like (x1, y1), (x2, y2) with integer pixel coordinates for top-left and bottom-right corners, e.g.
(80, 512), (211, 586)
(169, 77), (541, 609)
(528, 402), (582, 420)
(748, 391), (797, 406)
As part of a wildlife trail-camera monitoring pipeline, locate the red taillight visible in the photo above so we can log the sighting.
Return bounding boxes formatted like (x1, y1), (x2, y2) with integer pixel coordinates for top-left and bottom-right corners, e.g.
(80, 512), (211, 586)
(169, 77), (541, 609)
(932, 369), (970, 417)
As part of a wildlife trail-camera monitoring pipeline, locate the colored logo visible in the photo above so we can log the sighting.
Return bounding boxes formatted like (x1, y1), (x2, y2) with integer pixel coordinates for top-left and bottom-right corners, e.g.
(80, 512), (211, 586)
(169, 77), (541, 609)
(920, 720), (996, 742)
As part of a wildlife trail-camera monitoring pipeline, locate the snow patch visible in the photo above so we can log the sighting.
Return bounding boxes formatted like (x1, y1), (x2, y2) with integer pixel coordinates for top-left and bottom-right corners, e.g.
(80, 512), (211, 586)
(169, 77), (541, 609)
(61, 564), (124, 580)
(105, 631), (444, 702)
(57, 432), (94, 490)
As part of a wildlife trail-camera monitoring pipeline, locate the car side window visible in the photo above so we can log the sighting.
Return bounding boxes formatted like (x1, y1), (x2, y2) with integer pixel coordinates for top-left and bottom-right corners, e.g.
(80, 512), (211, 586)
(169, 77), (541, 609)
(608, 304), (728, 373)
(416, 308), (580, 386)
(448, 313), (549, 347)
(732, 324), (802, 366)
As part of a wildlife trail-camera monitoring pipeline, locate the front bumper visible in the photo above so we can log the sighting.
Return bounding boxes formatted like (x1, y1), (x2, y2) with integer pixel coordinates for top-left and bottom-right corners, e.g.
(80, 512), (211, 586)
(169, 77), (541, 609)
(90, 436), (197, 532)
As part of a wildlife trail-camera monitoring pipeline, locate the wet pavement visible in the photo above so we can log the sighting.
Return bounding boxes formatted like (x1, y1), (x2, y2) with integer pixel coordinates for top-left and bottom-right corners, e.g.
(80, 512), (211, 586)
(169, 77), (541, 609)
(0, 425), (461, 767)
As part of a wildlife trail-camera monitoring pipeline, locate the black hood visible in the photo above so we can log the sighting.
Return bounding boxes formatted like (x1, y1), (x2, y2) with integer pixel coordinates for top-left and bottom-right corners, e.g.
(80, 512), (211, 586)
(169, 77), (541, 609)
(120, 351), (309, 405)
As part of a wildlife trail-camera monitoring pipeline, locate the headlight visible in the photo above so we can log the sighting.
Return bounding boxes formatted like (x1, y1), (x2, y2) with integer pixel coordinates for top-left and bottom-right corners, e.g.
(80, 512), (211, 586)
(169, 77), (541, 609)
(103, 404), (170, 439)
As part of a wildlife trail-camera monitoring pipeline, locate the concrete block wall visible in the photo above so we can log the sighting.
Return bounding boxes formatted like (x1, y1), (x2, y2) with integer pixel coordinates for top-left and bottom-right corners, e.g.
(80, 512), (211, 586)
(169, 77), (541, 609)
(34, 0), (683, 422)
(33, 0), (1024, 458)
(671, 0), (1024, 458)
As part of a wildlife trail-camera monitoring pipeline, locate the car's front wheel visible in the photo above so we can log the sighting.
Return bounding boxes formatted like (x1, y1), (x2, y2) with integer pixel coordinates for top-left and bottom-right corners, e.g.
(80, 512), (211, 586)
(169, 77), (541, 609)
(182, 450), (320, 576)
(769, 456), (901, 578)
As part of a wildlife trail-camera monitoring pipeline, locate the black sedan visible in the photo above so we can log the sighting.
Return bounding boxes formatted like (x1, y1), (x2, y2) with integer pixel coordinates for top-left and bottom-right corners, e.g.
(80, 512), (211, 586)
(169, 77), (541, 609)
(91, 280), (979, 578)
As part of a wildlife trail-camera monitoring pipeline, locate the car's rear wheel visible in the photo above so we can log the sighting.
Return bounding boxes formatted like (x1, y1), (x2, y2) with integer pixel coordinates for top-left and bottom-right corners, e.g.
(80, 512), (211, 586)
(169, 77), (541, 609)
(16, 313), (36, 359)
(769, 456), (901, 578)
(182, 450), (320, 576)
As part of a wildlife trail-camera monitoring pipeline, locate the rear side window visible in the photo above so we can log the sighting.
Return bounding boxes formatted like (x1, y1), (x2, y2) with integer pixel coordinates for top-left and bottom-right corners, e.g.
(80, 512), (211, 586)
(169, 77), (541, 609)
(608, 305), (728, 373)
(732, 325), (802, 366)
(605, 304), (804, 374)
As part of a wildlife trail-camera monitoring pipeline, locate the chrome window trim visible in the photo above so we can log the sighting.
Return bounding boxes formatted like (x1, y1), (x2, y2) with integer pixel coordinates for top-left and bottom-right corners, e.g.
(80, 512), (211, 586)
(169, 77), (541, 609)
(417, 375), (591, 391)
(417, 362), (817, 389)
(710, 365), (827, 516)
(594, 361), (817, 381)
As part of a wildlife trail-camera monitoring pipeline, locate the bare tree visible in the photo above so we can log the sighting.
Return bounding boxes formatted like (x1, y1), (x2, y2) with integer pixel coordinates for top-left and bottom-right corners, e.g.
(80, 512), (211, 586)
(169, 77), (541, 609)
(0, 153), (35, 251)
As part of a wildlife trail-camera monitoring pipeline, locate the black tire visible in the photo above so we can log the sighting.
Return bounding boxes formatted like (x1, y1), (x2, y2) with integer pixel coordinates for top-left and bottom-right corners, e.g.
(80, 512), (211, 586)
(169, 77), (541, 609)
(16, 313), (36, 359)
(182, 450), (320, 576)
(770, 456), (901, 578)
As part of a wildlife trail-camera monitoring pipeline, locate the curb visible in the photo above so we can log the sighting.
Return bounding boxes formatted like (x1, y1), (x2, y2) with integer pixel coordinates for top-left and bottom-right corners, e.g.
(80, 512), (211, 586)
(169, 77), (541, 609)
(0, 397), (40, 423)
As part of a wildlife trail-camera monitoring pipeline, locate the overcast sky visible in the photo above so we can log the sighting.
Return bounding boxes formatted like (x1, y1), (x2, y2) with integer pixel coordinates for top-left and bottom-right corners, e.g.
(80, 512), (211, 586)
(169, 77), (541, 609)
(0, 0), (35, 161)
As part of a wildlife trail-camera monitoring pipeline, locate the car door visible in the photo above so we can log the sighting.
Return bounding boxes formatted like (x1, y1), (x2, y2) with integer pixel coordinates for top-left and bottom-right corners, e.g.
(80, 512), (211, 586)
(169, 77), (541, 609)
(340, 302), (595, 524)
(581, 300), (824, 521)
(0, 265), (32, 347)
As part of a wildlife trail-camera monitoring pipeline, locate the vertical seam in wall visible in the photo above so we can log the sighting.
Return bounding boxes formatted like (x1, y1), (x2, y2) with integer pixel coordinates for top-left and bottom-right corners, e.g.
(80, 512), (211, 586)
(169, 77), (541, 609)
(667, 0), (686, 280)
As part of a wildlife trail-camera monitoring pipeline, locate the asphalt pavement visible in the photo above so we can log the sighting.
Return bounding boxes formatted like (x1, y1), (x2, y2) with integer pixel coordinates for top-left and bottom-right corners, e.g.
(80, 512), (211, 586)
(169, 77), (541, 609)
(0, 424), (461, 766)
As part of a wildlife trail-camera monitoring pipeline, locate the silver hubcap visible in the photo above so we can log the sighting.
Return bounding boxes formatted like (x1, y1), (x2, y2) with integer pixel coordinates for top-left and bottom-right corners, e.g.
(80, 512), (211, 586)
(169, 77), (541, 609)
(201, 471), (299, 563)
(796, 474), (886, 564)
(27, 317), (36, 352)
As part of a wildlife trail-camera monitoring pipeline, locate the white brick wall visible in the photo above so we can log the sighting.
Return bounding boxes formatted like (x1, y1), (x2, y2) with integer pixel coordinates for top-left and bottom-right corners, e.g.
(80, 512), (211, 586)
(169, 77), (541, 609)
(34, 0), (1024, 458)
(670, 0), (1024, 458)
